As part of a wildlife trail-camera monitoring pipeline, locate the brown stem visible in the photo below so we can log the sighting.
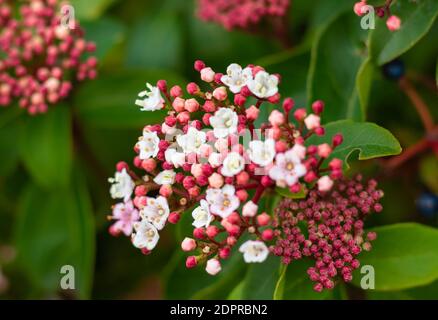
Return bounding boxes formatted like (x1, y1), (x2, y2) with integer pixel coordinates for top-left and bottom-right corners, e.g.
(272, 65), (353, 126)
(384, 138), (429, 170)
(399, 77), (434, 133)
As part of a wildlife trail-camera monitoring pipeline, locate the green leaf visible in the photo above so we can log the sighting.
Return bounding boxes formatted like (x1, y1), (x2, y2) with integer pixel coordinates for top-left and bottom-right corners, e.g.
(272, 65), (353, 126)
(273, 260), (333, 300)
(74, 70), (186, 129)
(81, 17), (126, 61)
(307, 120), (402, 168)
(20, 105), (73, 189)
(275, 187), (307, 200)
(374, 0), (438, 65)
(241, 256), (281, 299)
(351, 223), (438, 291)
(367, 279), (438, 300)
(70, 0), (117, 21)
(0, 119), (23, 177)
(356, 58), (374, 116)
(15, 172), (95, 298)
(125, 13), (183, 70)
(227, 281), (245, 300)
(307, 12), (369, 122)
(419, 156), (438, 194)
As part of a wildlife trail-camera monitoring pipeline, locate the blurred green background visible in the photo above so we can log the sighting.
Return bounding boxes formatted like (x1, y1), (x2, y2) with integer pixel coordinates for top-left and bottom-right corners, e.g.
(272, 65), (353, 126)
(0, 0), (437, 299)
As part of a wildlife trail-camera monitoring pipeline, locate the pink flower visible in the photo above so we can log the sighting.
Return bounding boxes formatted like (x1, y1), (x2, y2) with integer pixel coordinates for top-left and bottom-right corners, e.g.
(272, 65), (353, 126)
(181, 237), (197, 251)
(242, 200), (258, 217)
(109, 200), (140, 236)
(206, 184), (240, 218)
(269, 149), (307, 187)
(268, 110), (285, 126)
(386, 15), (401, 31)
(206, 258), (222, 275)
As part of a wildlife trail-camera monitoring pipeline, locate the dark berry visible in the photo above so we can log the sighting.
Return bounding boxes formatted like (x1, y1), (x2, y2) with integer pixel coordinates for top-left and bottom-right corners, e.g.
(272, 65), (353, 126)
(416, 192), (438, 218)
(382, 59), (405, 80)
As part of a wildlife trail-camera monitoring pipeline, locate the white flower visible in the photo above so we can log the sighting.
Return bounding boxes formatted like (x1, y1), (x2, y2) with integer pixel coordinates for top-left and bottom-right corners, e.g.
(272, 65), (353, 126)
(192, 199), (213, 228)
(208, 152), (223, 168)
(108, 168), (135, 202)
(221, 152), (245, 177)
(153, 170), (176, 185)
(165, 148), (186, 168)
(269, 149), (307, 187)
(220, 63), (253, 94)
(210, 108), (238, 139)
(135, 83), (165, 111)
(140, 196), (170, 230)
(136, 129), (160, 160)
(132, 220), (160, 250)
(248, 139), (276, 166)
(176, 127), (206, 154)
(239, 240), (269, 263)
(206, 184), (240, 218)
(291, 144), (306, 160)
(247, 71), (278, 99)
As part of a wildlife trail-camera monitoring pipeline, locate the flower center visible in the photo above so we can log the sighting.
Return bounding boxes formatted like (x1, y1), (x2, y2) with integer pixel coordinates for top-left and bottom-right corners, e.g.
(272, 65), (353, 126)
(286, 162), (295, 171)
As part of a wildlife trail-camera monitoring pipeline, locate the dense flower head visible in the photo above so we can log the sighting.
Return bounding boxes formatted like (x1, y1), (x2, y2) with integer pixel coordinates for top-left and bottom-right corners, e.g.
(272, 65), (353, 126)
(107, 59), (383, 291)
(0, 0), (97, 114)
(272, 175), (383, 291)
(197, 0), (290, 31)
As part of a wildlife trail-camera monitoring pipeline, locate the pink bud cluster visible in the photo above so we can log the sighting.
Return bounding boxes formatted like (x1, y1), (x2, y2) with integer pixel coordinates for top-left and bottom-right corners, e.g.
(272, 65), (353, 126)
(271, 175), (383, 291)
(0, 0), (97, 114)
(353, 0), (401, 31)
(197, 0), (290, 31)
(107, 59), (365, 286)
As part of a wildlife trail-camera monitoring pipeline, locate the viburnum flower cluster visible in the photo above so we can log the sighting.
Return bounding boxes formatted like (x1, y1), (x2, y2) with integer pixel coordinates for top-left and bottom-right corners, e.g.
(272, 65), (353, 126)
(0, 0), (97, 114)
(354, 0), (401, 31)
(197, 0), (290, 31)
(272, 175), (383, 291)
(107, 59), (382, 291)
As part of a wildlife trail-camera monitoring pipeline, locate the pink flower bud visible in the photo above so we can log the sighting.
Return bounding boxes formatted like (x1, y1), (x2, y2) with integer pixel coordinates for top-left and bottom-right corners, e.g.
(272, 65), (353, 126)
(261, 176), (273, 187)
(194, 60), (205, 72)
(181, 237), (197, 251)
(116, 161), (129, 172)
(193, 227), (205, 239)
(261, 229), (274, 241)
(304, 171), (317, 183)
(186, 256), (198, 268)
(203, 100), (216, 112)
(268, 93), (280, 104)
(236, 189), (248, 202)
(157, 79), (167, 92)
(170, 85), (183, 98)
(317, 176), (334, 192)
(317, 143), (332, 158)
(214, 73), (223, 84)
(257, 213), (271, 226)
(219, 247), (231, 259)
(206, 225), (219, 238)
(314, 126), (325, 136)
(172, 97), (185, 112)
(353, 1), (368, 16)
(242, 200), (258, 217)
(213, 86), (227, 101)
(332, 134), (343, 147)
(227, 236), (237, 246)
(176, 111), (190, 124)
(304, 114), (321, 130)
(208, 173), (224, 188)
(184, 98), (200, 112)
(275, 140), (288, 153)
(312, 100), (324, 114)
(293, 108), (307, 121)
(329, 158), (343, 170)
(283, 98), (294, 113)
(168, 212), (180, 224)
(268, 109), (285, 126)
(188, 186), (200, 198)
(234, 94), (246, 107)
(386, 15), (401, 31)
(245, 105), (260, 121)
(187, 82), (200, 95)
(159, 185), (173, 197)
(200, 67), (215, 82)
(142, 159), (157, 172)
(206, 259), (221, 275)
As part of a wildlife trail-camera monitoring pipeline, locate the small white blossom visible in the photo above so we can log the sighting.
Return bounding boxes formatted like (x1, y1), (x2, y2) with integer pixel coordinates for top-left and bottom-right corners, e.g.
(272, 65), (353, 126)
(153, 170), (176, 185)
(220, 63), (252, 94)
(136, 129), (160, 160)
(135, 83), (165, 111)
(206, 184), (240, 218)
(108, 168), (135, 202)
(132, 220), (160, 250)
(269, 149), (307, 187)
(165, 148), (186, 168)
(239, 240), (269, 263)
(192, 199), (213, 228)
(248, 139), (276, 167)
(210, 108), (238, 139)
(176, 127), (207, 154)
(247, 71), (278, 99)
(221, 152), (245, 177)
(140, 196), (170, 230)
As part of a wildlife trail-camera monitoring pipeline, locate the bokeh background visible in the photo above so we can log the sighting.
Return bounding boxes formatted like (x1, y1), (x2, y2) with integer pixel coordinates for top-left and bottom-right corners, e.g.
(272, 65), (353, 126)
(0, 0), (437, 299)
